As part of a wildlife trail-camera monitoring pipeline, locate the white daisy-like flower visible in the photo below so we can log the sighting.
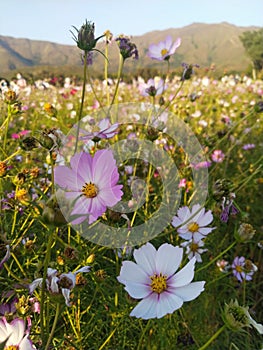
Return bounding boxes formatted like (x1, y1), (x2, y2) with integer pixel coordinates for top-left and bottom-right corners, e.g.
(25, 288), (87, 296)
(181, 239), (208, 263)
(117, 242), (205, 319)
(0, 317), (36, 349)
(29, 266), (90, 306)
(172, 204), (215, 242)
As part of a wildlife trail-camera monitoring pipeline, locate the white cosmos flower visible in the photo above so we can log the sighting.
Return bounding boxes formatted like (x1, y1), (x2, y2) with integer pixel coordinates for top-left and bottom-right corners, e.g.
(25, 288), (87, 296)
(29, 266), (90, 307)
(0, 317), (36, 349)
(181, 239), (208, 263)
(117, 242), (205, 319)
(172, 204), (215, 242)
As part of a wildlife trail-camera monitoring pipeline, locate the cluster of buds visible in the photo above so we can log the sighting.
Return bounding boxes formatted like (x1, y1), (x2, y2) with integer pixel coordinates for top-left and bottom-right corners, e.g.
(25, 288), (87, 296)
(115, 35), (139, 60)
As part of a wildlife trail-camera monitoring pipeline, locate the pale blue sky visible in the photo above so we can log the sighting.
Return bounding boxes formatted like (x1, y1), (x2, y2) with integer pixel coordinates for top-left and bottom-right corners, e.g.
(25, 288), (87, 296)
(1, 0), (262, 45)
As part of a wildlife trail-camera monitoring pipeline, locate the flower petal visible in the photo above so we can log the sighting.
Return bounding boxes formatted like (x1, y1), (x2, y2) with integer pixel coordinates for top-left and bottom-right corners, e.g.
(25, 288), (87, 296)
(169, 257), (196, 287)
(61, 288), (71, 307)
(29, 278), (43, 294)
(124, 281), (151, 299)
(130, 293), (158, 319)
(54, 166), (82, 191)
(133, 243), (156, 275)
(18, 335), (35, 350)
(70, 151), (93, 184)
(171, 281), (205, 301)
(177, 206), (191, 222)
(92, 149), (118, 186)
(156, 244), (183, 276)
(198, 210), (214, 226)
(156, 291), (183, 318)
(117, 261), (149, 285)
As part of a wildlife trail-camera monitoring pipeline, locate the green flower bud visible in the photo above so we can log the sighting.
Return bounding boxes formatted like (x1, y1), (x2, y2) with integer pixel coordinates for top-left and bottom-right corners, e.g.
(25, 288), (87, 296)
(71, 20), (104, 52)
(223, 299), (263, 334)
(20, 136), (39, 151)
(42, 191), (67, 227)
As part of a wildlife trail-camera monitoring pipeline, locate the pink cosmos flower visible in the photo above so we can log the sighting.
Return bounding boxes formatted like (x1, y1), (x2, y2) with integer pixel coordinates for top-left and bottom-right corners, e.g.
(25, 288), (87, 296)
(171, 204), (215, 242)
(211, 149), (225, 163)
(0, 317), (36, 349)
(148, 36), (181, 61)
(117, 242), (205, 319)
(54, 149), (123, 224)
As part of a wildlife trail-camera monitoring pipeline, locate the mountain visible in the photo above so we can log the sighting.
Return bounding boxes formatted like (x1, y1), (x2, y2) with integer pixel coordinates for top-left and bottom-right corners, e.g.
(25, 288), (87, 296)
(0, 22), (261, 78)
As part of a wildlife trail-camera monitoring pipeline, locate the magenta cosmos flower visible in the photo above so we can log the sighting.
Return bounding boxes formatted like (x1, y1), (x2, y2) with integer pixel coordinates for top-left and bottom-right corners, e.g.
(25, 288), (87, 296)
(148, 35), (181, 61)
(0, 317), (36, 349)
(54, 149), (123, 224)
(117, 243), (205, 319)
(171, 204), (215, 242)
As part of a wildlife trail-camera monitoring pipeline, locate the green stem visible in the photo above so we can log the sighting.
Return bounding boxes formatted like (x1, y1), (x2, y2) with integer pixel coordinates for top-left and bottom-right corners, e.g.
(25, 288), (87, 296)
(196, 240), (236, 273)
(40, 228), (56, 344)
(44, 303), (61, 350)
(198, 325), (226, 350)
(104, 43), (110, 106)
(3, 104), (12, 151)
(108, 54), (124, 116)
(74, 51), (88, 154)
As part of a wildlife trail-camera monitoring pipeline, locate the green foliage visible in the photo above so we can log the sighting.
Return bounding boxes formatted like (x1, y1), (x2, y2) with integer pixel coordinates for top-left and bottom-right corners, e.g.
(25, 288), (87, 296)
(240, 29), (263, 71)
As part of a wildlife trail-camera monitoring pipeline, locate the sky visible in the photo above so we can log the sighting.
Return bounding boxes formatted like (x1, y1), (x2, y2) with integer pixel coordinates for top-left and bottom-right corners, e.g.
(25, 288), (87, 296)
(0, 0), (262, 45)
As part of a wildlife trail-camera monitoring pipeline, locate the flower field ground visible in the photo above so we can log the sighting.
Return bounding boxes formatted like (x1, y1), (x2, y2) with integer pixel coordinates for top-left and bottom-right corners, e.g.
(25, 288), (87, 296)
(0, 25), (263, 350)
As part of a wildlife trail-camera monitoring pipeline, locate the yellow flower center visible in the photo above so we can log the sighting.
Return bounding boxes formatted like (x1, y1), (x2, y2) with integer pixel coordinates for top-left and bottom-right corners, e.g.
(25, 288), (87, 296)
(190, 242), (199, 252)
(15, 188), (28, 203)
(82, 182), (98, 198)
(188, 222), (199, 233)
(6, 346), (19, 350)
(161, 48), (168, 57)
(235, 265), (243, 273)
(150, 273), (167, 294)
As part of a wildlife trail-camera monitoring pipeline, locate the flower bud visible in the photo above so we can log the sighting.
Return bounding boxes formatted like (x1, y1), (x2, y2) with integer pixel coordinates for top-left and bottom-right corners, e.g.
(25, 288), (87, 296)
(42, 192), (67, 227)
(71, 20), (104, 52)
(20, 136), (39, 151)
(236, 223), (256, 242)
(116, 36), (139, 60)
(223, 299), (263, 334)
(3, 89), (18, 104)
(86, 253), (95, 264)
(212, 179), (232, 201)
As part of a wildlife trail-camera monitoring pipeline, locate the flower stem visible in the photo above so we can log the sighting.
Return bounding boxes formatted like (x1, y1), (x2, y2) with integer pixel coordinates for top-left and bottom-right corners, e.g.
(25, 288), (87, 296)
(198, 325), (226, 350)
(108, 54), (124, 118)
(3, 104), (12, 151)
(40, 227), (57, 343)
(104, 42), (110, 106)
(44, 303), (61, 350)
(74, 51), (88, 154)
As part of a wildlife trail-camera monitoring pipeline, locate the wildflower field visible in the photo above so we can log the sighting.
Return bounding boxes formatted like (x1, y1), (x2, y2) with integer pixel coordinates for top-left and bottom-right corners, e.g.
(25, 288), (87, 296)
(0, 21), (263, 350)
